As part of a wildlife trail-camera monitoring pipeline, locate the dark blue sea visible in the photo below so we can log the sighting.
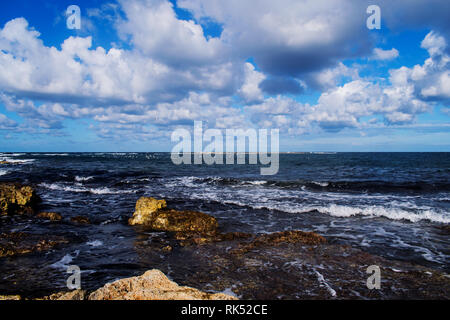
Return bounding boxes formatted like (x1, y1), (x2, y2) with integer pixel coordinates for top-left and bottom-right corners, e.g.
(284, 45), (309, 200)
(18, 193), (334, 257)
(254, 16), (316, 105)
(0, 152), (449, 295)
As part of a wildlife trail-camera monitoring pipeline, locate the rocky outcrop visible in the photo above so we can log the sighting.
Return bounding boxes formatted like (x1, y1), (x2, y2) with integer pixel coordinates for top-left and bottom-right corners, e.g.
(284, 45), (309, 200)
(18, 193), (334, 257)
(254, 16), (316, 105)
(40, 290), (86, 300)
(129, 197), (218, 234)
(0, 295), (21, 300)
(0, 232), (69, 258)
(0, 183), (39, 216)
(36, 212), (62, 221)
(129, 197), (167, 225)
(88, 269), (237, 300)
(230, 230), (326, 255)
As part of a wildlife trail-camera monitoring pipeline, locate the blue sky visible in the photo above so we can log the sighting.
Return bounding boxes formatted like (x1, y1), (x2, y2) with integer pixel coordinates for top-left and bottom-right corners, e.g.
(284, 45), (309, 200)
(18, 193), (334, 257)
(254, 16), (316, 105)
(0, 0), (449, 152)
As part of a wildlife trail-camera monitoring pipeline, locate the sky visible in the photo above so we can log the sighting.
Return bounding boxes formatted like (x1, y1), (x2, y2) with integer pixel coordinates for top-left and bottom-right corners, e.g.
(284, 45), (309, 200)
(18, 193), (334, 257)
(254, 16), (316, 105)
(0, 0), (449, 152)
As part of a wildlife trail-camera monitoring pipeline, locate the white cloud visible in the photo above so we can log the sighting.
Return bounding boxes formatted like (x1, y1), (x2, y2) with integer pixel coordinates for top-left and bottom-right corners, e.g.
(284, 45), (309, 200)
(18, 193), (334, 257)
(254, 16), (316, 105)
(238, 63), (265, 103)
(371, 48), (399, 61)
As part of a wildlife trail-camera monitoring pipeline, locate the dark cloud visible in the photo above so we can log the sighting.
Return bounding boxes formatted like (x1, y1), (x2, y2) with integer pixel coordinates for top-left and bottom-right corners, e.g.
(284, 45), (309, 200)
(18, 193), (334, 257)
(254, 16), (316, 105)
(259, 77), (304, 95)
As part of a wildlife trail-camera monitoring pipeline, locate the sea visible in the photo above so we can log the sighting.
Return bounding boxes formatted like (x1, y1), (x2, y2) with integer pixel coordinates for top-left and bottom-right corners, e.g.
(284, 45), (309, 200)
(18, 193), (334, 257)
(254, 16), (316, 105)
(0, 152), (449, 296)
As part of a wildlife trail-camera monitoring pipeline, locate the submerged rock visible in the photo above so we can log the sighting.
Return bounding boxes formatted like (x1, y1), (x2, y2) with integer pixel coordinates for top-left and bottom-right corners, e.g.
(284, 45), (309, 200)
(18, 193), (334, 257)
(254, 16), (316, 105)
(70, 216), (90, 224)
(89, 269), (237, 300)
(129, 197), (218, 234)
(232, 230), (327, 254)
(0, 183), (39, 216)
(36, 212), (62, 221)
(0, 232), (69, 258)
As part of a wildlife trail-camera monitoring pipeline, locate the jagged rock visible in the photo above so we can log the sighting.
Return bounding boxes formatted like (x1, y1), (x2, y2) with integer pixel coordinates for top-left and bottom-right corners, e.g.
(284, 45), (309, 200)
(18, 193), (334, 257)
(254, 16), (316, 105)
(36, 212), (62, 221)
(129, 197), (167, 225)
(129, 197), (218, 234)
(88, 269), (237, 300)
(231, 230), (326, 254)
(0, 183), (39, 216)
(0, 295), (21, 300)
(41, 290), (86, 300)
(70, 216), (90, 224)
(151, 209), (218, 233)
(0, 232), (69, 258)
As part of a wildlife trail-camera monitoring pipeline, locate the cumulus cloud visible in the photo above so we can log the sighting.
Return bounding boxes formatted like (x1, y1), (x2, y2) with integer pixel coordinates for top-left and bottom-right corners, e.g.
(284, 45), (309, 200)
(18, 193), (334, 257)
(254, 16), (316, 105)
(238, 62), (265, 103)
(0, 0), (449, 144)
(0, 113), (17, 130)
(371, 48), (399, 61)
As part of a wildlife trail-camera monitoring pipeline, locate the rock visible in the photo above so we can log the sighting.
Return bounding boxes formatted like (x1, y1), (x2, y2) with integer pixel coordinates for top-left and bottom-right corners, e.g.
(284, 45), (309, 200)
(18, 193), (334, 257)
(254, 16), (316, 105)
(151, 209), (218, 233)
(129, 197), (218, 234)
(0, 295), (21, 300)
(175, 231), (252, 246)
(231, 230), (326, 254)
(41, 290), (86, 300)
(88, 269), (237, 300)
(0, 161), (12, 165)
(0, 232), (69, 258)
(36, 212), (62, 221)
(70, 216), (90, 224)
(0, 183), (40, 216)
(129, 197), (167, 225)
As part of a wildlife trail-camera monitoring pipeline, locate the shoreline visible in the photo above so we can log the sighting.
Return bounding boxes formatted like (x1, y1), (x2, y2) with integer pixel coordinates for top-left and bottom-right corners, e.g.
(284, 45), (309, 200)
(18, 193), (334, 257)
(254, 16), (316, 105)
(1, 183), (449, 300)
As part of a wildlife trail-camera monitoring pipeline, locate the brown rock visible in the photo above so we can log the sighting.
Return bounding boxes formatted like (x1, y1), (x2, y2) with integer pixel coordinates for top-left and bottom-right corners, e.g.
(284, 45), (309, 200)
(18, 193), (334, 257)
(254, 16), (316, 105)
(41, 290), (86, 300)
(0, 183), (39, 216)
(0, 295), (21, 300)
(129, 197), (167, 225)
(88, 269), (237, 300)
(175, 231), (252, 246)
(36, 212), (62, 221)
(129, 197), (218, 234)
(71, 216), (90, 224)
(231, 230), (326, 254)
(151, 209), (218, 233)
(0, 232), (69, 258)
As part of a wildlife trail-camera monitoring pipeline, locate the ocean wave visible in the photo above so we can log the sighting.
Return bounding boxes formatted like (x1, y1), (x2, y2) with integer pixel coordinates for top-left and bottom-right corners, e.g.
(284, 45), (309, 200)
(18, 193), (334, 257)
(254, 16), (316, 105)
(167, 176), (450, 193)
(39, 182), (136, 195)
(75, 176), (94, 182)
(0, 157), (35, 164)
(0, 169), (8, 176)
(50, 250), (80, 270)
(311, 204), (450, 223)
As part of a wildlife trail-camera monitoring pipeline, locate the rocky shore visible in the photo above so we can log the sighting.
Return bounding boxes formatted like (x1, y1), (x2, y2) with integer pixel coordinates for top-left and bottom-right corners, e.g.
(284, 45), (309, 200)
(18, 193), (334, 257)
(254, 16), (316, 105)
(1, 183), (449, 300)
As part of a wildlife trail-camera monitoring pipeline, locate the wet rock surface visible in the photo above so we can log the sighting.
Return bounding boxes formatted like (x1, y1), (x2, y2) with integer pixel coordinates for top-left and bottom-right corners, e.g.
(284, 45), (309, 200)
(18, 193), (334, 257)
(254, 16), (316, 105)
(36, 212), (62, 221)
(0, 183), (39, 216)
(143, 234), (449, 300)
(129, 197), (218, 233)
(0, 194), (448, 300)
(88, 269), (237, 300)
(70, 216), (91, 224)
(0, 232), (69, 258)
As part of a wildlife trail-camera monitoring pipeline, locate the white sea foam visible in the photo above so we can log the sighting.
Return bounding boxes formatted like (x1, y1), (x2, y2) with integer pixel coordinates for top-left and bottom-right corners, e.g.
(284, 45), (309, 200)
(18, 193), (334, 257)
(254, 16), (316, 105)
(0, 157), (35, 164)
(50, 250), (80, 270)
(75, 176), (94, 182)
(87, 240), (103, 247)
(312, 204), (450, 224)
(0, 169), (8, 176)
(39, 182), (135, 195)
(314, 270), (337, 297)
